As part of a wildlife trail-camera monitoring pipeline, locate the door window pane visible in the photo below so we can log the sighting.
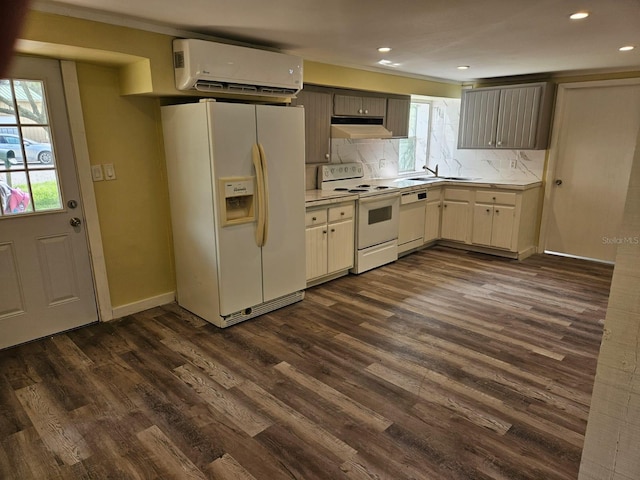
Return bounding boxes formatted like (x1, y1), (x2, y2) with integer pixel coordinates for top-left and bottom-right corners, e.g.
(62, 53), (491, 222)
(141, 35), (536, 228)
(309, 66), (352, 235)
(0, 78), (61, 218)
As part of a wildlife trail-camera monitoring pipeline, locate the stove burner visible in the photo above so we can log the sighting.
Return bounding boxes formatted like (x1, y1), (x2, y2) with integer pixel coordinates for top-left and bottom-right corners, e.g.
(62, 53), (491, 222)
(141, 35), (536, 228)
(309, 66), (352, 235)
(348, 189), (369, 193)
(375, 186), (391, 190)
(357, 184), (371, 188)
(334, 187), (349, 191)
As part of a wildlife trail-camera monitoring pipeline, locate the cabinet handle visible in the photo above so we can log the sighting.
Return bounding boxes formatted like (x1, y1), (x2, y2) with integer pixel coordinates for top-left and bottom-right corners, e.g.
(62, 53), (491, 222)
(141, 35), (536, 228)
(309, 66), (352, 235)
(486, 208), (491, 213)
(497, 141), (502, 146)
(492, 197), (496, 201)
(331, 228), (335, 233)
(488, 141), (493, 146)
(312, 216), (317, 221)
(323, 230), (327, 234)
(364, 109), (369, 114)
(325, 153), (330, 159)
(341, 212), (345, 216)
(496, 210), (500, 214)
(358, 108), (363, 114)
(444, 204), (447, 208)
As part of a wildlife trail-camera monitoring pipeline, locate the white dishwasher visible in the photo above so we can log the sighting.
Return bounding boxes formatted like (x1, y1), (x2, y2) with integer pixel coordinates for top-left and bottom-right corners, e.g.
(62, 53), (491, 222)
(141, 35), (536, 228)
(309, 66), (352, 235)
(398, 189), (427, 255)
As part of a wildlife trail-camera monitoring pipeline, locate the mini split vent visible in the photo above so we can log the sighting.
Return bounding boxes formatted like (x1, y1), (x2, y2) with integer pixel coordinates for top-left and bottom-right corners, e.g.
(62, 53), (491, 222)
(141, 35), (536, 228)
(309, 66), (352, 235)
(173, 39), (303, 98)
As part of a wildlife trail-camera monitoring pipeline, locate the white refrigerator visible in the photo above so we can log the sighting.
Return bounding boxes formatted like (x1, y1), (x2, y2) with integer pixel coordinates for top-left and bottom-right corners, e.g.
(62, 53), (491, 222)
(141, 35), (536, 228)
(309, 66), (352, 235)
(161, 101), (306, 327)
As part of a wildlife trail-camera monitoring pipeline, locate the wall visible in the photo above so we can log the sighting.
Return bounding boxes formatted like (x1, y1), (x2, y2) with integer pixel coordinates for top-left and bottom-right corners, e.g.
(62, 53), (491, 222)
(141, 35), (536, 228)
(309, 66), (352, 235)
(19, 9), (463, 311)
(579, 125), (640, 480)
(75, 63), (174, 308)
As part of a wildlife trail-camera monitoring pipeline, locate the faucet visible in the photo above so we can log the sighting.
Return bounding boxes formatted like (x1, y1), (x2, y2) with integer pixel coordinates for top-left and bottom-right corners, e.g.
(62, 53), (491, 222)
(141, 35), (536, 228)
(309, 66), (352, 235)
(423, 164), (439, 177)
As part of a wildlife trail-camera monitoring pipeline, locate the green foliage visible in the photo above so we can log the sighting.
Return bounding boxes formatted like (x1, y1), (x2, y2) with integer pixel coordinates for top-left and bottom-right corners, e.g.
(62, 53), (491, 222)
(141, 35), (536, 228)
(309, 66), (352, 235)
(15, 180), (61, 211)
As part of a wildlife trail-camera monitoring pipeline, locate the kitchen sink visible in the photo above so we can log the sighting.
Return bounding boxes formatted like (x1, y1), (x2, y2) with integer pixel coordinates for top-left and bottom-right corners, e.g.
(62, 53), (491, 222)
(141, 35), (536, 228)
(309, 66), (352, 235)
(438, 176), (477, 181)
(408, 176), (477, 182)
(407, 177), (441, 182)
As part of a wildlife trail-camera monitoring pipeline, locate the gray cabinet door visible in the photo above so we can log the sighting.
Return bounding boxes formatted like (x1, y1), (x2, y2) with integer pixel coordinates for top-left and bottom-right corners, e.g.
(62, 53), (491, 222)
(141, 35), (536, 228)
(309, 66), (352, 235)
(361, 96), (386, 117)
(334, 94), (386, 117)
(495, 85), (542, 149)
(385, 97), (410, 137)
(292, 89), (332, 163)
(458, 88), (500, 148)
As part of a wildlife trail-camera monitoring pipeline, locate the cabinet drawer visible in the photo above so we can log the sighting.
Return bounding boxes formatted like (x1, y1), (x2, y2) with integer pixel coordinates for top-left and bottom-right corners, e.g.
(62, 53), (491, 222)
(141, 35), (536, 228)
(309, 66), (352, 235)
(444, 188), (472, 202)
(306, 209), (328, 226)
(328, 203), (354, 222)
(476, 191), (517, 205)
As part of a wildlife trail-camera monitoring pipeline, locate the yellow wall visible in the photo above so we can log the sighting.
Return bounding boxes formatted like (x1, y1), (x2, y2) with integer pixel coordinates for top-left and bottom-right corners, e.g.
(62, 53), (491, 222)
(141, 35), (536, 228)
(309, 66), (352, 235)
(304, 61), (461, 98)
(75, 63), (174, 307)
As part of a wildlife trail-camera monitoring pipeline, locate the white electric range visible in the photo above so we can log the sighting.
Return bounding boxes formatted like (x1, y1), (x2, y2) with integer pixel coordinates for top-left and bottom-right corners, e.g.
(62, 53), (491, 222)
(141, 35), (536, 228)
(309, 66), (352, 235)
(318, 163), (400, 273)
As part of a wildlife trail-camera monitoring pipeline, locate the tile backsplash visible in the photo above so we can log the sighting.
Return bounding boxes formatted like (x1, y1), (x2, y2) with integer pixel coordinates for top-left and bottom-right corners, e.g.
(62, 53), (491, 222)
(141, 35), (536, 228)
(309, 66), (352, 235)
(311, 97), (546, 189)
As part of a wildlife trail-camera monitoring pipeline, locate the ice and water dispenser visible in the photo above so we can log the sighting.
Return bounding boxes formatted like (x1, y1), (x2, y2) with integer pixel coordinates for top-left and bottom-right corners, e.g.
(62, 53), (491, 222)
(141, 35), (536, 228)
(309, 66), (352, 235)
(219, 177), (255, 226)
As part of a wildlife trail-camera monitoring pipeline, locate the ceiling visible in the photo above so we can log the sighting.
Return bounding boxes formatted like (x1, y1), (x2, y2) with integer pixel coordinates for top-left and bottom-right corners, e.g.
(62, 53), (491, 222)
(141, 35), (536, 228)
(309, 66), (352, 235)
(33, 0), (640, 83)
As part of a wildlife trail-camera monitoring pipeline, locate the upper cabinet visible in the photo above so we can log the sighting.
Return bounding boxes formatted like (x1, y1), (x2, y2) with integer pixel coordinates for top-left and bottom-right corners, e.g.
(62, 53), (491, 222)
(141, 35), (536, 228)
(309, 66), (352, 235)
(458, 82), (555, 150)
(291, 87), (333, 164)
(294, 86), (411, 163)
(333, 94), (386, 117)
(385, 97), (411, 138)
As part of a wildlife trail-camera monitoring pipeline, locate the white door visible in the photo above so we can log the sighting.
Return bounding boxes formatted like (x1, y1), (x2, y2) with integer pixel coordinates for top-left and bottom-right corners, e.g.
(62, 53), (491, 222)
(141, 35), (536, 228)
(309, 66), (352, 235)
(543, 81), (640, 262)
(0, 56), (97, 349)
(255, 105), (306, 301)
(207, 102), (264, 315)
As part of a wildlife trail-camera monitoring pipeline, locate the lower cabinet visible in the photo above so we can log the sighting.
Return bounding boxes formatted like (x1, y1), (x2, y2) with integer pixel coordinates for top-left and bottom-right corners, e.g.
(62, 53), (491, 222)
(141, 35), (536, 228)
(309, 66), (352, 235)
(472, 190), (518, 250)
(305, 201), (355, 285)
(427, 184), (541, 259)
(424, 187), (442, 243)
(441, 188), (472, 243)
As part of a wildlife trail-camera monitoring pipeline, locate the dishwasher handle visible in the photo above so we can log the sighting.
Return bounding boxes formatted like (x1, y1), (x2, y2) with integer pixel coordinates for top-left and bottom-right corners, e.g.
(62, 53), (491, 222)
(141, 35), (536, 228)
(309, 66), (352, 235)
(401, 190), (427, 205)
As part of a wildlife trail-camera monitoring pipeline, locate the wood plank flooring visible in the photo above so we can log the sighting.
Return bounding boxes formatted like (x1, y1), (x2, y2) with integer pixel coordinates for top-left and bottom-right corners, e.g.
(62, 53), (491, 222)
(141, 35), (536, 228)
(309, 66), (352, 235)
(0, 246), (614, 479)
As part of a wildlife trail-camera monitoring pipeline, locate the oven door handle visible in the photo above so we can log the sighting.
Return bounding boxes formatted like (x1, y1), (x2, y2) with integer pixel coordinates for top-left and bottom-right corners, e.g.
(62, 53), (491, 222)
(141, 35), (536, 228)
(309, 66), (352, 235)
(358, 192), (401, 205)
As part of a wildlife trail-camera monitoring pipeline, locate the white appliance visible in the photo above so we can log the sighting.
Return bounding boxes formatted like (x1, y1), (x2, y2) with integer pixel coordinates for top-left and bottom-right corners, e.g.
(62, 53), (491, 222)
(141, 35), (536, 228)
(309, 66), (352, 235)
(161, 100), (306, 328)
(173, 39), (303, 97)
(398, 189), (427, 255)
(318, 163), (400, 274)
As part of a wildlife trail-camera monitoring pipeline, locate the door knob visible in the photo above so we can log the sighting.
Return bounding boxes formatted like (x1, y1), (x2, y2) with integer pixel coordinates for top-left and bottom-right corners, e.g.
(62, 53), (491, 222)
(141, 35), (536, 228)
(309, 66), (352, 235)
(555, 179), (563, 186)
(70, 217), (82, 227)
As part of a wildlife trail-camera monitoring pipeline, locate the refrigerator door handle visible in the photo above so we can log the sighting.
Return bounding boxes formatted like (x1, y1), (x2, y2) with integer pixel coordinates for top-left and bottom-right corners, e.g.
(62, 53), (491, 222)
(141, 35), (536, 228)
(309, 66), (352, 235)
(252, 144), (266, 247)
(258, 143), (270, 245)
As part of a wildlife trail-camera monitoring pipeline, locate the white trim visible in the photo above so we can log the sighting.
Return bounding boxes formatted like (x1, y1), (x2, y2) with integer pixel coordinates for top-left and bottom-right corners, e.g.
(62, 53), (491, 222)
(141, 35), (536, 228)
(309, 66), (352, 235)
(543, 250), (614, 265)
(112, 291), (176, 319)
(60, 60), (114, 321)
(537, 77), (640, 254)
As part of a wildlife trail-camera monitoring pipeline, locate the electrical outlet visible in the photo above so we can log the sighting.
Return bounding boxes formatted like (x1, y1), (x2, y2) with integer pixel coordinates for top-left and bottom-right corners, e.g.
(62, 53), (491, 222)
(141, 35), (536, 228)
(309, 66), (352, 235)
(91, 164), (104, 181)
(510, 159), (517, 169)
(379, 159), (387, 169)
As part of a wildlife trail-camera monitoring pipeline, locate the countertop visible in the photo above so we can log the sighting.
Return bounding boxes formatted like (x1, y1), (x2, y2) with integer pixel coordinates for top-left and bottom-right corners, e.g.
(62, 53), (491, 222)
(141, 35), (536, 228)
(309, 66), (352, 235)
(305, 177), (542, 207)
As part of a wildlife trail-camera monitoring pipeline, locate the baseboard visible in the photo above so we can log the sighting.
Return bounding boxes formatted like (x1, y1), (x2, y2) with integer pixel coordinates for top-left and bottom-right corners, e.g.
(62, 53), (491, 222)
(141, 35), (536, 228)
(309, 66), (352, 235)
(110, 291), (176, 320)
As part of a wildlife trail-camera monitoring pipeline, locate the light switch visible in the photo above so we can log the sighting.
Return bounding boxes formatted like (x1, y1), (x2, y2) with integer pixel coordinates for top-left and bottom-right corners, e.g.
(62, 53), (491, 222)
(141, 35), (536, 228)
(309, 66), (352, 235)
(104, 163), (116, 180)
(91, 164), (104, 181)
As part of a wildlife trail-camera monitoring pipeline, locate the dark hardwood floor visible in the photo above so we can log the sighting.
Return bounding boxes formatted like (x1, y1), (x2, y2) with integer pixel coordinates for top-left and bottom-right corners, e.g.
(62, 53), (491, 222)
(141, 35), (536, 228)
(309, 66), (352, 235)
(0, 246), (614, 479)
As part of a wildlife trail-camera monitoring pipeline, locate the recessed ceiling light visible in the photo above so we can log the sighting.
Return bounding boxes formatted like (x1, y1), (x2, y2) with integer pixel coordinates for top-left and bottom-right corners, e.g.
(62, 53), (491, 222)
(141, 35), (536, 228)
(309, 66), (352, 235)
(457, 65), (470, 70)
(569, 11), (589, 20)
(377, 47), (392, 53)
(377, 59), (400, 68)
(619, 45), (635, 51)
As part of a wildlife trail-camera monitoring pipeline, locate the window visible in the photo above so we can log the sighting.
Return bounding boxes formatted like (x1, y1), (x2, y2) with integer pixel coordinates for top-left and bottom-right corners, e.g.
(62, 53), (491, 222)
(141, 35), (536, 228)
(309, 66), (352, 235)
(398, 100), (432, 174)
(0, 79), (60, 217)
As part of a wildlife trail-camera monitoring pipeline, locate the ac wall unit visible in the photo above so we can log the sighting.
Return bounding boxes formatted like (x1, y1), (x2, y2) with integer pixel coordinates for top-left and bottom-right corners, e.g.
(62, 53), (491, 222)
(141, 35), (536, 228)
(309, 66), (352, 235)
(173, 39), (303, 98)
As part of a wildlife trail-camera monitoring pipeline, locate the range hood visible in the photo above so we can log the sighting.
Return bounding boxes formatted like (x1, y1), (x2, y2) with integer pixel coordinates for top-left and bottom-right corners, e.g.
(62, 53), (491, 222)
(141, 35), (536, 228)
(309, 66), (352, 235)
(331, 124), (393, 139)
(330, 116), (393, 139)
